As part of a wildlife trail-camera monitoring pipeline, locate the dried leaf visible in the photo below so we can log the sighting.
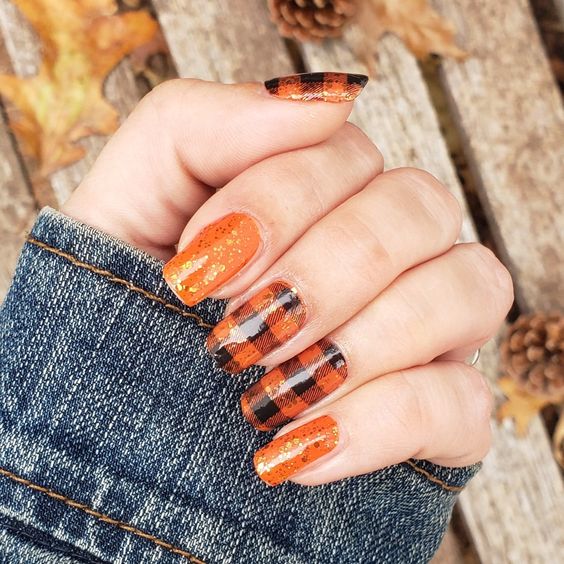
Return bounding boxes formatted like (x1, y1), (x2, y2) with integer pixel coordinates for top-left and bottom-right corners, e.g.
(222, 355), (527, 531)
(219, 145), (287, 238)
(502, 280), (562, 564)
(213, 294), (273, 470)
(496, 375), (555, 436)
(349, 0), (467, 75)
(0, 0), (158, 177)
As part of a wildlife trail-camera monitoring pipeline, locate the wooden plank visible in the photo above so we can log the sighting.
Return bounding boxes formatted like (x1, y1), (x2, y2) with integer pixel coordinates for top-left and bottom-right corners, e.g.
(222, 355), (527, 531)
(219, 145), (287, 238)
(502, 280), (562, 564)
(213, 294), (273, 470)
(152, 0), (294, 81)
(151, 1), (564, 561)
(301, 29), (564, 564)
(0, 29), (37, 301)
(0, 0), (145, 207)
(434, 0), (564, 312)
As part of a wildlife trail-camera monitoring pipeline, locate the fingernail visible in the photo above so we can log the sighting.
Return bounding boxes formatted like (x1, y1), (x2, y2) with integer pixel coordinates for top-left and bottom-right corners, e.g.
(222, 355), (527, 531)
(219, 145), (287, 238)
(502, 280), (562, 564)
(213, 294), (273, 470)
(241, 339), (347, 430)
(206, 281), (306, 374)
(264, 72), (368, 103)
(254, 415), (339, 486)
(163, 213), (260, 306)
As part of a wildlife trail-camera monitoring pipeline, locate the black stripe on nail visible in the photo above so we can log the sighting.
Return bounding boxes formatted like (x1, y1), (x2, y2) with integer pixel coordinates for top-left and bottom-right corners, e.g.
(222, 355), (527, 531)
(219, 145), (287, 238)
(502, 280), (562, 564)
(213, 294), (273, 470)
(264, 77), (280, 94)
(346, 73), (369, 87)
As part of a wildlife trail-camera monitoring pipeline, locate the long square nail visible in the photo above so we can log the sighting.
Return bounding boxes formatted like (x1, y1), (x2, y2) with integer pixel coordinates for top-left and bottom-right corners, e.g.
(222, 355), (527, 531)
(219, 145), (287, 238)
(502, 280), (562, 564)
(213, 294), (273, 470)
(206, 281), (306, 373)
(264, 72), (368, 102)
(241, 339), (347, 430)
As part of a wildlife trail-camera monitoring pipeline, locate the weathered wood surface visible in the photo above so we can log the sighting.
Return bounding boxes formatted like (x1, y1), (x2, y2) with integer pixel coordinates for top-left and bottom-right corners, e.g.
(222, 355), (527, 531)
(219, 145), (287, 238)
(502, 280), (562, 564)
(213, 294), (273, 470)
(435, 0), (564, 312)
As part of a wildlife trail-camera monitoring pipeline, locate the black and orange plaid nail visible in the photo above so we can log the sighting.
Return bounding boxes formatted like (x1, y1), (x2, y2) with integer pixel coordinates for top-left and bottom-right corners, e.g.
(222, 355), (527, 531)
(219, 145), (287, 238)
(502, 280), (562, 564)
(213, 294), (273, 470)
(264, 72), (368, 103)
(241, 339), (347, 431)
(206, 281), (306, 374)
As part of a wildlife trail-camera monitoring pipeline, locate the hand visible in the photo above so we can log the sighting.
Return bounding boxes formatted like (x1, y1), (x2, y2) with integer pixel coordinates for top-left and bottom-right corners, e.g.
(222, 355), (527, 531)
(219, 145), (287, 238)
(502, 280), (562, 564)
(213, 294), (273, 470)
(62, 73), (513, 487)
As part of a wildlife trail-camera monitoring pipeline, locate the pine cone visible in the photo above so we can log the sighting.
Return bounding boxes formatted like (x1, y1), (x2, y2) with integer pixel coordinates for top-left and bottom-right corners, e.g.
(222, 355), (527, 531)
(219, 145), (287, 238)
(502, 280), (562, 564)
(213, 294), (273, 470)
(268, 0), (357, 42)
(500, 312), (564, 399)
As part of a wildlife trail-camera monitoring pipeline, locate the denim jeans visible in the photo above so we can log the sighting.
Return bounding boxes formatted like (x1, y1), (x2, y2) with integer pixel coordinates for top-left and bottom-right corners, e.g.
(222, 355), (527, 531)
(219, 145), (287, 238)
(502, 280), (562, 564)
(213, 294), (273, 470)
(0, 208), (480, 563)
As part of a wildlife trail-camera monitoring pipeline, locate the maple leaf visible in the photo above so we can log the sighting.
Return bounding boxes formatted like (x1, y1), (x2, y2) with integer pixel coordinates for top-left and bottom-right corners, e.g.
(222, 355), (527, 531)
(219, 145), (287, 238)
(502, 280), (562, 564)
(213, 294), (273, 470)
(496, 375), (562, 436)
(348, 0), (467, 74)
(0, 0), (158, 177)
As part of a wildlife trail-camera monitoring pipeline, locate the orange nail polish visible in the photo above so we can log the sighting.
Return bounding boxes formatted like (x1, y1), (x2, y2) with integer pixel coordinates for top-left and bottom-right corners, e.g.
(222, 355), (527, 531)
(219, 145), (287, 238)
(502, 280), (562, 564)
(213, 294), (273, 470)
(264, 72), (368, 103)
(254, 415), (339, 486)
(163, 213), (260, 306)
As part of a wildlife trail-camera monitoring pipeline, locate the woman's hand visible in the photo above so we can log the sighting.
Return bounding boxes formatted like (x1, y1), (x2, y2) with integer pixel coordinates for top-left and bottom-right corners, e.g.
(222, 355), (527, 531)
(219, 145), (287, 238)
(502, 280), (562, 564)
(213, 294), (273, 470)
(62, 74), (513, 487)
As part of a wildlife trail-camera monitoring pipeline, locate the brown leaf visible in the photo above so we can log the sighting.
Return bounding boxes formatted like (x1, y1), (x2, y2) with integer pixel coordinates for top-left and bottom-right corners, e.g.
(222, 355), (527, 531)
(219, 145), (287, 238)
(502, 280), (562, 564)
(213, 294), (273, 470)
(0, 0), (158, 177)
(496, 375), (555, 436)
(349, 0), (467, 75)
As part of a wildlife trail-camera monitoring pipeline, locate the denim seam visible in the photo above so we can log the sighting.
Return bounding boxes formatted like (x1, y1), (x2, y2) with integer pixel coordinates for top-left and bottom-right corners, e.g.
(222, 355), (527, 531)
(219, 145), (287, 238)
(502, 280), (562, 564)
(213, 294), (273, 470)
(25, 235), (468, 496)
(26, 235), (214, 329)
(0, 467), (205, 563)
(404, 460), (465, 492)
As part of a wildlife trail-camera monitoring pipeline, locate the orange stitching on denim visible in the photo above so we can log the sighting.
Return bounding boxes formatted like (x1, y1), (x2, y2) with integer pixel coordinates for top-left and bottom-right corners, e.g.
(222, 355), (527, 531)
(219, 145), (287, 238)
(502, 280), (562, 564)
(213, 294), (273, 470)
(26, 236), (214, 329)
(404, 460), (465, 492)
(0, 467), (205, 563)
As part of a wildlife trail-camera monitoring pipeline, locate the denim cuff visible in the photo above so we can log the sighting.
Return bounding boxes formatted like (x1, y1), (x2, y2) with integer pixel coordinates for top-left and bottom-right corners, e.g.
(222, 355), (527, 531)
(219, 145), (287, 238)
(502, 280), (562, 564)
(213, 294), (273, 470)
(0, 208), (481, 563)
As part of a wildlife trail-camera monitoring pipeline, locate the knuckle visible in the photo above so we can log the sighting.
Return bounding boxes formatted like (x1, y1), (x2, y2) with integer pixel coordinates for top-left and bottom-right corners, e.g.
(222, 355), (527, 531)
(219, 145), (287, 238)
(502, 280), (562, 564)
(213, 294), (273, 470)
(139, 78), (200, 122)
(456, 243), (514, 317)
(386, 167), (463, 242)
(458, 364), (494, 427)
(337, 123), (384, 174)
(322, 210), (394, 287)
(390, 372), (427, 446)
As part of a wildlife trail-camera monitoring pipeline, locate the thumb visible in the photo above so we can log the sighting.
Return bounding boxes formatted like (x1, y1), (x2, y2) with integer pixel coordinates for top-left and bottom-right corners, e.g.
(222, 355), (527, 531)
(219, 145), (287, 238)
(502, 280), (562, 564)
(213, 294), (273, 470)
(62, 73), (367, 258)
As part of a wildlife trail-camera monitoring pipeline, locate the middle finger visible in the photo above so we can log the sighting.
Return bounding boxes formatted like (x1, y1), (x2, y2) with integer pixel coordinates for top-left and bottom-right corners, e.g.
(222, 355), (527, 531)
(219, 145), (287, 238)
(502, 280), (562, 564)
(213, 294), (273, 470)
(207, 168), (462, 373)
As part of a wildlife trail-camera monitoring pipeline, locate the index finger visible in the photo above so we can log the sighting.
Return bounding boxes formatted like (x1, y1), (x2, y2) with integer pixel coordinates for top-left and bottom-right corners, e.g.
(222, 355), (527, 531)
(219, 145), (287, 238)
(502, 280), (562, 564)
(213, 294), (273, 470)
(66, 72), (366, 254)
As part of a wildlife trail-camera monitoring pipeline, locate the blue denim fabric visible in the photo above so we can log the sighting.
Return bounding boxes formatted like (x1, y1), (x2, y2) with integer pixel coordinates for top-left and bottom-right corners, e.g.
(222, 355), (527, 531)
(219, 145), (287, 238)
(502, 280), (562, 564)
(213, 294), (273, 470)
(0, 208), (480, 563)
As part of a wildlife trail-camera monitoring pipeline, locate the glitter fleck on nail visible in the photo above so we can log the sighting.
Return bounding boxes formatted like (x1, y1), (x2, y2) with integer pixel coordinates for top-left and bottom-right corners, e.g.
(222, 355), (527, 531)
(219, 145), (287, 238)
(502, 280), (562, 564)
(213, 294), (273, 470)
(163, 213), (260, 306)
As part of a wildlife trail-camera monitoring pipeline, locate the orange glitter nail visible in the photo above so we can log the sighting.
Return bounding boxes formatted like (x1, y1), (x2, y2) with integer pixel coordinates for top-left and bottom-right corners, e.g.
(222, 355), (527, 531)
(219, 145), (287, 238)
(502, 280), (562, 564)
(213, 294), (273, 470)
(254, 415), (339, 486)
(163, 213), (260, 307)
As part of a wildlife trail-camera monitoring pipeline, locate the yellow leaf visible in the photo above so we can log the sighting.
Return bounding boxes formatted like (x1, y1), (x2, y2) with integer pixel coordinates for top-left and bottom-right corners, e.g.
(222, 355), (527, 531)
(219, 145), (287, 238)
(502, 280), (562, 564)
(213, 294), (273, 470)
(0, 0), (158, 177)
(496, 376), (553, 436)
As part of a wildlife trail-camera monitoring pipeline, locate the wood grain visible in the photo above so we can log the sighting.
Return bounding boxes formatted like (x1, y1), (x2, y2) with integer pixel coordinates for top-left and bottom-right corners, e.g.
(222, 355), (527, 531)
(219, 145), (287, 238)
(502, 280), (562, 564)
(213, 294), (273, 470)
(0, 104), (35, 299)
(435, 0), (564, 311)
(152, 0), (294, 81)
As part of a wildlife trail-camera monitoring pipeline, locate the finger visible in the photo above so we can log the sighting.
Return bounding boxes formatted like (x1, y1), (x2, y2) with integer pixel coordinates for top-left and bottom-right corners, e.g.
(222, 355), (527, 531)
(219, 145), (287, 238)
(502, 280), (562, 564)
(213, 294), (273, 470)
(62, 74), (366, 258)
(207, 168), (462, 373)
(240, 243), (512, 430)
(253, 361), (493, 487)
(163, 123), (383, 305)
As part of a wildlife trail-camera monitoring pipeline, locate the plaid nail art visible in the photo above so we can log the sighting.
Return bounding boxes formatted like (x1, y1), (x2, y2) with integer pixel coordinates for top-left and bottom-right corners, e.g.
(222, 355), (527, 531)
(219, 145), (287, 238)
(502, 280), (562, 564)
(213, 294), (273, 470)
(206, 281), (306, 374)
(241, 339), (347, 430)
(264, 72), (368, 103)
